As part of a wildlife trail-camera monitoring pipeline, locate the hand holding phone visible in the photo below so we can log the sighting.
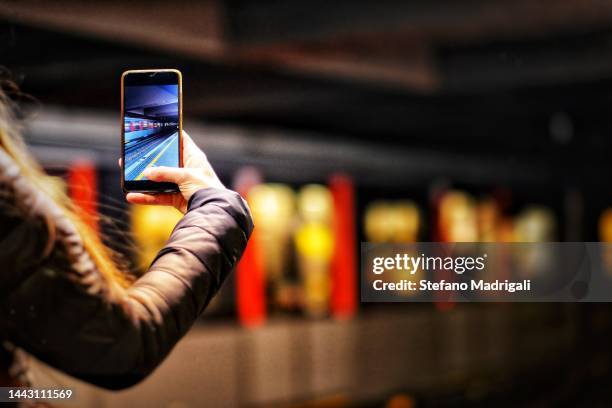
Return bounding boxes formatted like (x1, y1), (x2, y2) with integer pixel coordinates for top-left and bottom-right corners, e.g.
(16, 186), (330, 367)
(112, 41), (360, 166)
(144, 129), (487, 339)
(121, 69), (225, 213)
(126, 130), (225, 214)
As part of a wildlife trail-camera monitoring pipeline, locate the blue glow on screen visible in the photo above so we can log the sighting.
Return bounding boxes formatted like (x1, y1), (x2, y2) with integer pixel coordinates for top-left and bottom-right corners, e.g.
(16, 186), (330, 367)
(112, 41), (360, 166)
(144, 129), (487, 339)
(124, 84), (179, 181)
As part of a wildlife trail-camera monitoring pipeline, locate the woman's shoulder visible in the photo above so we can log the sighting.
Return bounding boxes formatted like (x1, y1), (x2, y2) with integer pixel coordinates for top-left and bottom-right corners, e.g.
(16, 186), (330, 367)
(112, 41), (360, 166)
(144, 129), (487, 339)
(0, 146), (110, 299)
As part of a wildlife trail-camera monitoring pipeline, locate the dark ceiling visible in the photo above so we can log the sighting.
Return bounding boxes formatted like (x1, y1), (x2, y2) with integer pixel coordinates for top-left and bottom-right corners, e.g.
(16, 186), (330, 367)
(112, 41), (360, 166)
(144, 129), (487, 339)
(1, 0), (612, 166)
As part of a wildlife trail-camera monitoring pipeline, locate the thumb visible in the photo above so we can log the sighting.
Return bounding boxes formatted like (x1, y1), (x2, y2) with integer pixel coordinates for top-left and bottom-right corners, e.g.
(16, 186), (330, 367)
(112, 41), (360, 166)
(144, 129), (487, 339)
(144, 166), (185, 184)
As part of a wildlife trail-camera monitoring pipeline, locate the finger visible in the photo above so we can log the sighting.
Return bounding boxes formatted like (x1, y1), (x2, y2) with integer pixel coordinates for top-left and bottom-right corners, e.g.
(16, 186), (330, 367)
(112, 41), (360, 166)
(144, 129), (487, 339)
(143, 166), (185, 184)
(118, 158), (122, 168)
(126, 193), (175, 206)
(182, 131), (208, 168)
(182, 131), (200, 154)
(182, 130), (193, 145)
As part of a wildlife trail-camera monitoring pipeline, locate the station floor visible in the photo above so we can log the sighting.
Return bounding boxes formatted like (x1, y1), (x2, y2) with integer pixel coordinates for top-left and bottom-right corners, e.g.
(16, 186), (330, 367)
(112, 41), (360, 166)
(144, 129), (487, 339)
(124, 131), (179, 180)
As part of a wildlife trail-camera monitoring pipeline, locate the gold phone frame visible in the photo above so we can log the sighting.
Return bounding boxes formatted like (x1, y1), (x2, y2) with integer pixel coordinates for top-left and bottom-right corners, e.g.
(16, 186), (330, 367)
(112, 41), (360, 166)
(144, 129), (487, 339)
(120, 68), (183, 193)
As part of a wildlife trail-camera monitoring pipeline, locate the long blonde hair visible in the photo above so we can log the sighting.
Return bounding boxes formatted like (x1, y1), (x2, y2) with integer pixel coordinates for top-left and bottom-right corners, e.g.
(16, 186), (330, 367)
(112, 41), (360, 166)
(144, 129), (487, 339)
(0, 79), (131, 291)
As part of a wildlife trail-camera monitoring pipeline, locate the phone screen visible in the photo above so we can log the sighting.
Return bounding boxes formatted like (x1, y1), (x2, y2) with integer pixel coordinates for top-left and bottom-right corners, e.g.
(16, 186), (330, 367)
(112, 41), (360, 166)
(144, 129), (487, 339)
(122, 70), (181, 192)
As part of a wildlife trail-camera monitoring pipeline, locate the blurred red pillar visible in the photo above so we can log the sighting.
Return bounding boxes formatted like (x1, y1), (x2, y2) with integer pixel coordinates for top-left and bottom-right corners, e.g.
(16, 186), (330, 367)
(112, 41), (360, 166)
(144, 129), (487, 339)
(68, 160), (98, 232)
(234, 167), (266, 327)
(236, 233), (266, 327)
(329, 174), (357, 319)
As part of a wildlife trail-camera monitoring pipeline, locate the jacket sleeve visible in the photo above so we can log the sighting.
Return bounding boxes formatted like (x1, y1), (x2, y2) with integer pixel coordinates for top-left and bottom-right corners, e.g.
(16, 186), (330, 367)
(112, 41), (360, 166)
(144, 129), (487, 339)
(0, 187), (253, 390)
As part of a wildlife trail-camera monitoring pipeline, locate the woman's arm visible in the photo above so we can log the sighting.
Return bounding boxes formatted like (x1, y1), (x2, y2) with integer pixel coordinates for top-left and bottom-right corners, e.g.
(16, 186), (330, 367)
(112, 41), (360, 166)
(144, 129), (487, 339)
(5, 188), (251, 389)
(0, 134), (253, 389)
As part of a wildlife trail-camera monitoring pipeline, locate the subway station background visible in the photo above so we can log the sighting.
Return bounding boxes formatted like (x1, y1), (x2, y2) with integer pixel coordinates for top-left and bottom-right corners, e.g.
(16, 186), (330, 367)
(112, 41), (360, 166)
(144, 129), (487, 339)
(2, 1), (612, 406)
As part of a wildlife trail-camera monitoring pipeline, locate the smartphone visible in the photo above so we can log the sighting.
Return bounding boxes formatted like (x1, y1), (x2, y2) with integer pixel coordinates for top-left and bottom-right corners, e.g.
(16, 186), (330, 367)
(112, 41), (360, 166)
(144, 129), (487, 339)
(121, 69), (183, 193)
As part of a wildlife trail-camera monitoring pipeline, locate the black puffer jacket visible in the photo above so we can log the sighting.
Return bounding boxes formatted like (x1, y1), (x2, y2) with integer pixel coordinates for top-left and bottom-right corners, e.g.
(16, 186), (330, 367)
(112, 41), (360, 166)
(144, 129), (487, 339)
(0, 147), (253, 390)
